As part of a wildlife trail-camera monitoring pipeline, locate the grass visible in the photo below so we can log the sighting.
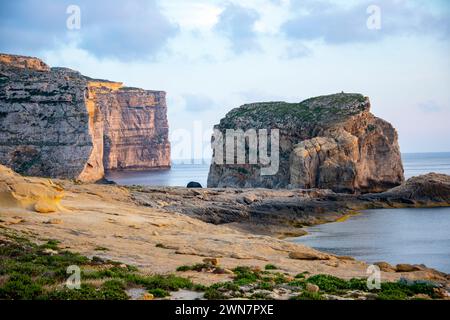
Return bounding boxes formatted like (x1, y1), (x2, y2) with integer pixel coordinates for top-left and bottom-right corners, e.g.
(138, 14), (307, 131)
(264, 264), (278, 270)
(176, 263), (211, 272)
(305, 274), (439, 300)
(291, 291), (325, 300)
(221, 93), (367, 129)
(232, 266), (261, 286)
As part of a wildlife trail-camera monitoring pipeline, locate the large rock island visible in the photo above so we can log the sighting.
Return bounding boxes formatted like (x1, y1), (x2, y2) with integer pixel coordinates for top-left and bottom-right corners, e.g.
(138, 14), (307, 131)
(0, 53), (170, 182)
(208, 93), (404, 193)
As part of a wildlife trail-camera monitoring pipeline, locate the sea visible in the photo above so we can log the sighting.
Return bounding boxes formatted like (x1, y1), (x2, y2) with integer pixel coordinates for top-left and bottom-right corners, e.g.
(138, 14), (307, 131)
(106, 152), (450, 187)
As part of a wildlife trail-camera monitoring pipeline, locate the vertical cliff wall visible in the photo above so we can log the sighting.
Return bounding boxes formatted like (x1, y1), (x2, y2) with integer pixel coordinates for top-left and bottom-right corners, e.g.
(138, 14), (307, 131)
(0, 53), (170, 182)
(96, 87), (170, 171)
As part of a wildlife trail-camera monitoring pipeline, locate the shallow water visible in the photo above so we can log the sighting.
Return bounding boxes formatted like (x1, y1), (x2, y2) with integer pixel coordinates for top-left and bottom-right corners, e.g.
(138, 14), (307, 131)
(106, 161), (210, 187)
(291, 207), (450, 273)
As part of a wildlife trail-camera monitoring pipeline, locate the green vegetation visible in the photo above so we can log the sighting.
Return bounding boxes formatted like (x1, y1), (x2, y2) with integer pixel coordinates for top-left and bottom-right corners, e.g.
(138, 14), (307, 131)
(176, 263), (211, 272)
(237, 167), (250, 175)
(264, 264), (278, 270)
(0, 230), (195, 300)
(0, 229), (442, 301)
(232, 266), (261, 286)
(222, 93), (367, 128)
(94, 246), (109, 251)
(294, 271), (309, 279)
(305, 274), (438, 300)
(291, 291), (325, 300)
(306, 274), (351, 293)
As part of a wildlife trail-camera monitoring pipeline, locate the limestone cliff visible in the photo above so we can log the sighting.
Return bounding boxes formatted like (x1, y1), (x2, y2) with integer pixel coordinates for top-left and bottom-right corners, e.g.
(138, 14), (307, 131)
(0, 53), (170, 182)
(207, 93), (404, 193)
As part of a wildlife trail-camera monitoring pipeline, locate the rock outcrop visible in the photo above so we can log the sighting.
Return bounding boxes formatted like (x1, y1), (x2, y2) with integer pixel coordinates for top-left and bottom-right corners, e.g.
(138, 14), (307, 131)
(0, 53), (170, 182)
(131, 174), (450, 238)
(208, 93), (404, 193)
(0, 164), (64, 213)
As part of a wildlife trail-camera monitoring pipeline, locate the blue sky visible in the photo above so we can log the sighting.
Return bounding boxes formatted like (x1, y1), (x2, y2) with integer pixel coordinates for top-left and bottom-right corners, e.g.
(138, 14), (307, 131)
(1, 0), (449, 157)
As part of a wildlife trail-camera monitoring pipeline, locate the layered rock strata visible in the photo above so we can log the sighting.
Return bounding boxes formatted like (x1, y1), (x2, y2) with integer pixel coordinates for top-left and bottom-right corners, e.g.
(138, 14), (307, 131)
(208, 93), (404, 193)
(0, 53), (170, 182)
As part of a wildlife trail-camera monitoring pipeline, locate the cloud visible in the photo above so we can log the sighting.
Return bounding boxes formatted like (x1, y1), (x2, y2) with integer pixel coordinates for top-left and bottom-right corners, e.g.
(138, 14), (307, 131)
(418, 100), (443, 113)
(0, 0), (178, 60)
(282, 0), (450, 44)
(183, 94), (214, 112)
(214, 3), (261, 54)
(282, 43), (312, 59)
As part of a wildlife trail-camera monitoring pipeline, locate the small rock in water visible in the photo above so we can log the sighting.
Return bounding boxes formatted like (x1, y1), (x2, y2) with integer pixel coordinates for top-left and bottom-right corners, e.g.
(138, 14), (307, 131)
(187, 181), (202, 188)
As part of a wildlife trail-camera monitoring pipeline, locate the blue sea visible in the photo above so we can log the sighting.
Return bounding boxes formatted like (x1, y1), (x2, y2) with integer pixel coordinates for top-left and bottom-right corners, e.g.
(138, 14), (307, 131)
(106, 152), (450, 187)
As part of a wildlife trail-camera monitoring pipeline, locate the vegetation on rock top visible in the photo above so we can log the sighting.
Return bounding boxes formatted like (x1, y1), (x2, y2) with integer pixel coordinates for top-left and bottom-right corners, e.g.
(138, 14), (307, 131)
(219, 93), (368, 129)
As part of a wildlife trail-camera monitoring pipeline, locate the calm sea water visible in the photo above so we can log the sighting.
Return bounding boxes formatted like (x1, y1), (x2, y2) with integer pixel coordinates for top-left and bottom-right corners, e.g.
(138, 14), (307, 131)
(292, 208), (450, 273)
(106, 161), (211, 187)
(106, 152), (450, 187)
(402, 152), (450, 179)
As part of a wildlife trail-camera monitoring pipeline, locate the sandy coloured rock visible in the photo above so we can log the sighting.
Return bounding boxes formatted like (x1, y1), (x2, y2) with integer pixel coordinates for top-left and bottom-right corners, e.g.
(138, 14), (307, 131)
(0, 165), (448, 287)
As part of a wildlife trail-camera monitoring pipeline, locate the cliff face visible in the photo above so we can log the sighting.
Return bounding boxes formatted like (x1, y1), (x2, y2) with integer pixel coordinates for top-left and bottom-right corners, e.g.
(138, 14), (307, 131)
(207, 93), (404, 193)
(0, 53), (170, 182)
(98, 87), (170, 171)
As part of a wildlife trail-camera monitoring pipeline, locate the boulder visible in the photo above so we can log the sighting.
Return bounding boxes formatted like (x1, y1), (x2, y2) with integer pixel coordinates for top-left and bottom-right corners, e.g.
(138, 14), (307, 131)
(203, 257), (220, 266)
(187, 181), (203, 188)
(0, 164), (64, 213)
(306, 283), (320, 293)
(374, 261), (396, 272)
(395, 264), (423, 272)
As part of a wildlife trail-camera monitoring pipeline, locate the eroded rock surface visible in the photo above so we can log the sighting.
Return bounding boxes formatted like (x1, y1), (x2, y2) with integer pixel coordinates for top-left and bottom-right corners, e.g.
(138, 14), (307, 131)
(0, 53), (170, 182)
(130, 174), (450, 238)
(208, 93), (404, 193)
(0, 164), (64, 213)
(1, 166), (447, 285)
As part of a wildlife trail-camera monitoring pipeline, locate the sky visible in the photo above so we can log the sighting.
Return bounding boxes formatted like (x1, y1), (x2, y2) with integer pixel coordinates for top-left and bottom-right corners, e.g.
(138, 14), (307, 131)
(1, 0), (449, 159)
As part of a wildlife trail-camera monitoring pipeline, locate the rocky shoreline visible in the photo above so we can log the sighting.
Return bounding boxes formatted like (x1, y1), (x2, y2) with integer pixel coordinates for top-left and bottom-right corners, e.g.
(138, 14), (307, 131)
(129, 173), (450, 238)
(1, 164), (449, 301)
